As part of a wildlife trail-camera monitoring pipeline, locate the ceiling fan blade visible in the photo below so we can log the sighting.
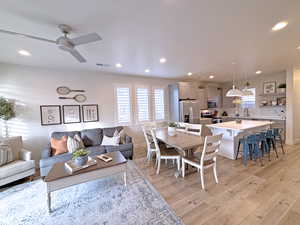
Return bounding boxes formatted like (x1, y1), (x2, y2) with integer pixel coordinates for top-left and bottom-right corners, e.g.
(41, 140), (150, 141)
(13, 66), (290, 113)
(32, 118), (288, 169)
(0, 29), (56, 44)
(68, 49), (87, 63)
(70, 33), (102, 46)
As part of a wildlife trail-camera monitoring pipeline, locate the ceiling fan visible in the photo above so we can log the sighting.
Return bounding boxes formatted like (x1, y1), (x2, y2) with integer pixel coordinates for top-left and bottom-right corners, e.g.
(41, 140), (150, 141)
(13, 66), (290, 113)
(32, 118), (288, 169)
(0, 24), (102, 63)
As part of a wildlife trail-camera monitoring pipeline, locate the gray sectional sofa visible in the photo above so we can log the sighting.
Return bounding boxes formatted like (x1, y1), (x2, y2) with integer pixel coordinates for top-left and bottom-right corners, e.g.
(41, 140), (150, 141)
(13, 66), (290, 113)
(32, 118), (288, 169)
(39, 126), (133, 177)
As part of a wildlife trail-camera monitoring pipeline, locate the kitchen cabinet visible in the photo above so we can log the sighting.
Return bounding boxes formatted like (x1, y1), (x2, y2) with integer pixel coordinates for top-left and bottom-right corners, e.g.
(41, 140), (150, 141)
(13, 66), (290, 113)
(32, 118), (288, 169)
(197, 88), (208, 109)
(206, 87), (222, 108)
(178, 82), (197, 100)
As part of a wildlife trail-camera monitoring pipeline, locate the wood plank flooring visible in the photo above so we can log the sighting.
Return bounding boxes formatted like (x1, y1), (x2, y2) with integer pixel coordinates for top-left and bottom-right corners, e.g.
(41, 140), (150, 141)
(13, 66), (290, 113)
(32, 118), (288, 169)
(134, 144), (300, 225)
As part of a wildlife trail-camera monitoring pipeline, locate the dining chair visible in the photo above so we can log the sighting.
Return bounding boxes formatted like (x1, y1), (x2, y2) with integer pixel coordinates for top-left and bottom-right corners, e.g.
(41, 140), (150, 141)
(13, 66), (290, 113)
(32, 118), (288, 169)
(150, 129), (181, 175)
(181, 134), (223, 190)
(142, 126), (157, 162)
(185, 124), (203, 136)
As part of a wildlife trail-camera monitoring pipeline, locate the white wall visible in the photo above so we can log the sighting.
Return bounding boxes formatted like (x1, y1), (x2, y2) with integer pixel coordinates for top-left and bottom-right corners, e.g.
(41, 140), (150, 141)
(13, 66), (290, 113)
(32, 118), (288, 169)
(0, 63), (177, 162)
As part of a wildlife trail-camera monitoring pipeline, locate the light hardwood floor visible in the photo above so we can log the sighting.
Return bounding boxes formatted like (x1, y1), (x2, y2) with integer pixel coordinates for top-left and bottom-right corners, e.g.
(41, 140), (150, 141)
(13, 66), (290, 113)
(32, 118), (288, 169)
(134, 144), (300, 225)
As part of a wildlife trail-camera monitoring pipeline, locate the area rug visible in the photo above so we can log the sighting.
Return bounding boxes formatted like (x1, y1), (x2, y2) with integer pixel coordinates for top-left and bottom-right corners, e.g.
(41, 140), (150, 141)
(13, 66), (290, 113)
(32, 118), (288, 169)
(0, 161), (184, 225)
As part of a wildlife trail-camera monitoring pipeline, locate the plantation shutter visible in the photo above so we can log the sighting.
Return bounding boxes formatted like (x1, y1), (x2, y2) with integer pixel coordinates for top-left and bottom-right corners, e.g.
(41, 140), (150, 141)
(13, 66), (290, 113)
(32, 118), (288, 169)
(154, 88), (165, 120)
(136, 87), (150, 122)
(116, 87), (131, 123)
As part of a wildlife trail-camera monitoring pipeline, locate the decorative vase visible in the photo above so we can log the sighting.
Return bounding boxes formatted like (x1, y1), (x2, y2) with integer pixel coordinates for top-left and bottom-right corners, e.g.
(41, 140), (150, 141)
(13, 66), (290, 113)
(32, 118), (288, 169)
(74, 155), (88, 166)
(168, 127), (176, 136)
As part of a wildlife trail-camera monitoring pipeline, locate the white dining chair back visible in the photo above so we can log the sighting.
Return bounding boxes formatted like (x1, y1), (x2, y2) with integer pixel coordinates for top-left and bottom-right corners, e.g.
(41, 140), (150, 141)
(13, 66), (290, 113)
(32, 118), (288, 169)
(142, 126), (157, 162)
(150, 129), (181, 175)
(185, 124), (203, 136)
(201, 134), (222, 168)
(182, 134), (223, 190)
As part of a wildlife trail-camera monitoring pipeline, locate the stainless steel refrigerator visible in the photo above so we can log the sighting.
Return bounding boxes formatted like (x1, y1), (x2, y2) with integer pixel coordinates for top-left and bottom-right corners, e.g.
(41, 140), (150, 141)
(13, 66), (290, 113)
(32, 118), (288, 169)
(179, 100), (200, 123)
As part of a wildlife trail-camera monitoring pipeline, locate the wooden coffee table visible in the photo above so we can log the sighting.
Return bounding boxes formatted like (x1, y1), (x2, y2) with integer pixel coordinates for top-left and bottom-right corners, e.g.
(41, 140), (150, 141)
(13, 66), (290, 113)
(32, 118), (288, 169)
(44, 151), (127, 213)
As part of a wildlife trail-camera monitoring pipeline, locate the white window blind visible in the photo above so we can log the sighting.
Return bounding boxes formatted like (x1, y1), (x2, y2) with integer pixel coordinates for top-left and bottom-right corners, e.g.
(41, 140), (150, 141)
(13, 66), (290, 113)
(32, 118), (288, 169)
(136, 87), (150, 122)
(116, 87), (131, 123)
(241, 88), (256, 108)
(153, 88), (165, 120)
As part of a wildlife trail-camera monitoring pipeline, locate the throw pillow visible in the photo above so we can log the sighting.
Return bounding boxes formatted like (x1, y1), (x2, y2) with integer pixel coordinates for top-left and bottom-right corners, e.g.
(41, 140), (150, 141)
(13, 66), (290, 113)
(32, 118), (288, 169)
(101, 135), (120, 146)
(0, 144), (14, 166)
(50, 136), (68, 156)
(113, 129), (126, 144)
(67, 134), (85, 153)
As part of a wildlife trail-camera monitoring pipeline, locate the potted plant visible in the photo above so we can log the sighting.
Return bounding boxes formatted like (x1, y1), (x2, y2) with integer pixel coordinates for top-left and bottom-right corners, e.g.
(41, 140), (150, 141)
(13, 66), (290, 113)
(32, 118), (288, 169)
(277, 83), (286, 94)
(0, 97), (15, 137)
(72, 149), (90, 166)
(168, 122), (177, 136)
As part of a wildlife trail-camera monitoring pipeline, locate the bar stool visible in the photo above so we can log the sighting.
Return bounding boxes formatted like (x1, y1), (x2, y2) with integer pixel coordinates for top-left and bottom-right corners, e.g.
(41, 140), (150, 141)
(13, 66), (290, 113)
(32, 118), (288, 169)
(236, 136), (251, 165)
(247, 134), (264, 166)
(266, 129), (279, 158)
(273, 128), (285, 154)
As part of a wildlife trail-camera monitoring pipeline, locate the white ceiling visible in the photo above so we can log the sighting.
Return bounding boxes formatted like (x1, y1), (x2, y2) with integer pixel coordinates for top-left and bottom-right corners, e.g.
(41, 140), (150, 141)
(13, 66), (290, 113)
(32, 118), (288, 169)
(0, 0), (300, 82)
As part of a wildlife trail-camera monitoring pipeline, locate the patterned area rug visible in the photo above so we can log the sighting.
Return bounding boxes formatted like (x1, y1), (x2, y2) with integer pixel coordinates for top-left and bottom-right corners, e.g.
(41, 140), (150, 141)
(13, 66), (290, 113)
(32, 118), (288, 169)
(0, 161), (184, 225)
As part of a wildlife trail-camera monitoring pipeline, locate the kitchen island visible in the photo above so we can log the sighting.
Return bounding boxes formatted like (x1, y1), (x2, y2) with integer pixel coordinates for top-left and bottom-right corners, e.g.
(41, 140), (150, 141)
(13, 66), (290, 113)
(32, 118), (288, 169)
(206, 120), (273, 159)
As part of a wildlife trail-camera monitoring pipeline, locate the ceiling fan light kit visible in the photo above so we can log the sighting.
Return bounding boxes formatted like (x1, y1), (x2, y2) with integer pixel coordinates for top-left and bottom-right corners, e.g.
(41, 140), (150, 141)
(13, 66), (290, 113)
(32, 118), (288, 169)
(0, 24), (102, 63)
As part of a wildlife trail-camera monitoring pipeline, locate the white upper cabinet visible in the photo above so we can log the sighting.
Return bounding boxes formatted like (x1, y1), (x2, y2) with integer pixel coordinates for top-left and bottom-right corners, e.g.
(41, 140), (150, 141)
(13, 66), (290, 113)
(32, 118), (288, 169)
(178, 82), (197, 100)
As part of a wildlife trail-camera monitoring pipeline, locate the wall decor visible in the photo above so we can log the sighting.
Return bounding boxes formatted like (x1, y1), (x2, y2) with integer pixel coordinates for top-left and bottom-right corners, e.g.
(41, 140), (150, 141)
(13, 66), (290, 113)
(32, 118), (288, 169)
(56, 86), (85, 95)
(263, 81), (276, 94)
(82, 104), (99, 122)
(62, 105), (81, 124)
(59, 94), (87, 103)
(40, 105), (61, 126)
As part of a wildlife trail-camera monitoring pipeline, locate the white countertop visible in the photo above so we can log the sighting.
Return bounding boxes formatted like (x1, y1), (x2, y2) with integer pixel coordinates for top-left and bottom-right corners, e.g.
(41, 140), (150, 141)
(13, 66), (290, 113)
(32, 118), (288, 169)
(206, 120), (273, 131)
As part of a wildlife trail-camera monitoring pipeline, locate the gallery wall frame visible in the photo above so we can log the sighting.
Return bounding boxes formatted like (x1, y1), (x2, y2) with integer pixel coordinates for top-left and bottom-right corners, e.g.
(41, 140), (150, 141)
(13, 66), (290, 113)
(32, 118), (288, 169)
(40, 105), (62, 126)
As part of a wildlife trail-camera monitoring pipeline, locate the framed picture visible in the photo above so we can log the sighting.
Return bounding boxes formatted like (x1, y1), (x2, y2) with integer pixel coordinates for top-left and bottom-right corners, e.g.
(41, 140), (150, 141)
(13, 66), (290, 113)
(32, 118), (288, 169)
(82, 104), (99, 122)
(263, 81), (276, 94)
(62, 105), (81, 124)
(40, 105), (61, 126)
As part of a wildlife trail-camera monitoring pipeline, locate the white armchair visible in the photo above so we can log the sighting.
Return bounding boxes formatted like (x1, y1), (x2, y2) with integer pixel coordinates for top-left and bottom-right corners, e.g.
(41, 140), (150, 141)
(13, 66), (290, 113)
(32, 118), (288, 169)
(0, 136), (35, 186)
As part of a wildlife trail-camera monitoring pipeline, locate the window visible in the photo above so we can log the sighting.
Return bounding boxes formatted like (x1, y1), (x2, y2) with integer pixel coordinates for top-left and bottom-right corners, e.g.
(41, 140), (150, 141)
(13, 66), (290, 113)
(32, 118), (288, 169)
(115, 86), (131, 123)
(153, 88), (165, 120)
(136, 87), (150, 122)
(241, 88), (256, 108)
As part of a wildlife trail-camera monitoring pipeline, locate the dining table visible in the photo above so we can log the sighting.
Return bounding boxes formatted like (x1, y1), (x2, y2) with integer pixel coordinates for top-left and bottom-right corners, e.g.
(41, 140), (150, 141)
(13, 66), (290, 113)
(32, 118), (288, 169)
(151, 127), (204, 177)
(153, 127), (204, 157)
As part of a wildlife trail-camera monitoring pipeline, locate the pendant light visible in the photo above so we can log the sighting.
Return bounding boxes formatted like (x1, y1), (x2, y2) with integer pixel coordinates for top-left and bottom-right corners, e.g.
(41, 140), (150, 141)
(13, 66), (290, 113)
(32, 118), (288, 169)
(226, 64), (243, 97)
(242, 73), (254, 96)
(226, 85), (244, 97)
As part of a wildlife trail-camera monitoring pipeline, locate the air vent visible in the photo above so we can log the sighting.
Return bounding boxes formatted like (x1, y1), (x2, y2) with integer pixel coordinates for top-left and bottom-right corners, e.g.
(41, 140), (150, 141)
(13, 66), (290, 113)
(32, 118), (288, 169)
(96, 63), (111, 67)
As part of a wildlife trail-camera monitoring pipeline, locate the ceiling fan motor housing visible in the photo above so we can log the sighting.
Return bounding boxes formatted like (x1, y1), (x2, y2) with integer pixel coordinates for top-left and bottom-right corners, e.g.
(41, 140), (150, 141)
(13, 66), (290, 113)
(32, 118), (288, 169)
(57, 36), (74, 51)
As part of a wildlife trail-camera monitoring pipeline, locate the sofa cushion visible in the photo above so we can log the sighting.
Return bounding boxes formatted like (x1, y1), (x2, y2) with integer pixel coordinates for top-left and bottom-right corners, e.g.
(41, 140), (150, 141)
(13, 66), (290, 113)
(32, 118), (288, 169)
(67, 135), (85, 153)
(0, 160), (35, 179)
(81, 128), (103, 146)
(51, 136), (68, 156)
(39, 152), (73, 168)
(103, 126), (123, 137)
(51, 131), (81, 140)
(85, 146), (106, 155)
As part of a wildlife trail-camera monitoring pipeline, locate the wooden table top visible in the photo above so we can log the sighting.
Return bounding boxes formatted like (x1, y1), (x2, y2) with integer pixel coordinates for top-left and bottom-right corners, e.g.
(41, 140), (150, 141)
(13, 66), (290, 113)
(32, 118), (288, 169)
(154, 128), (204, 151)
(44, 151), (127, 182)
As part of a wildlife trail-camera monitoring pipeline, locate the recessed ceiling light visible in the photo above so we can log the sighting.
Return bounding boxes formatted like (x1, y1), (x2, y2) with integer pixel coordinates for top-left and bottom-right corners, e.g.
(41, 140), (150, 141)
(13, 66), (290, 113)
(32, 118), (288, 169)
(115, 63), (123, 68)
(297, 46), (300, 50)
(272, 21), (288, 31)
(18, 49), (31, 56)
(145, 69), (150, 73)
(160, 58), (167, 63)
(209, 75), (214, 79)
(256, 70), (262, 74)
(187, 72), (192, 76)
